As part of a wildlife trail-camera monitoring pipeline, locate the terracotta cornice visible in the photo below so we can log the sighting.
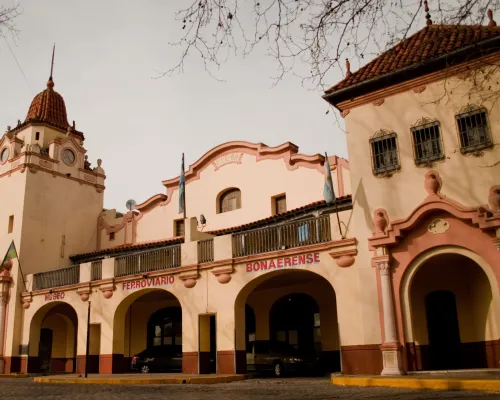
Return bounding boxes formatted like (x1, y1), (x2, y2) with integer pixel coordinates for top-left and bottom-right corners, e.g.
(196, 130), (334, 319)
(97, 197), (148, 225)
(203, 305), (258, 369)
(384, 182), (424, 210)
(368, 194), (500, 248)
(199, 258), (233, 270)
(161, 141), (327, 189)
(0, 162), (105, 191)
(335, 52), (500, 111)
(136, 193), (168, 213)
(232, 239), (355, 264)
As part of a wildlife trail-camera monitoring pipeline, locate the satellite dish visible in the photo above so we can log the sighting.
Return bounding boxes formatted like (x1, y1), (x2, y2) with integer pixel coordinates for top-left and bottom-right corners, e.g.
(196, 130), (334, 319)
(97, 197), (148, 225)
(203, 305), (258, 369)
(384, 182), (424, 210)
(126, 199), (137, 211)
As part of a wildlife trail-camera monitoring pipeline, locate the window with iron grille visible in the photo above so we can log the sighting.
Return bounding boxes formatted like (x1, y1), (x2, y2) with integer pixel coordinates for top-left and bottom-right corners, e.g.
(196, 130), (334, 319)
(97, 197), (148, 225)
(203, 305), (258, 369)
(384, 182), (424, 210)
(370, 132), (400, 175)
(411, 121), (443, 164)
(456, 108), (492, 153)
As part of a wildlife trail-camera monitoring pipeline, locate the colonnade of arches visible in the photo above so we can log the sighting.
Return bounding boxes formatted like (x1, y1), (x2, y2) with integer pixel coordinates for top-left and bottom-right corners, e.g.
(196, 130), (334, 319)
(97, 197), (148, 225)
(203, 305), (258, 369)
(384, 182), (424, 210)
(25, 248), (499, 375)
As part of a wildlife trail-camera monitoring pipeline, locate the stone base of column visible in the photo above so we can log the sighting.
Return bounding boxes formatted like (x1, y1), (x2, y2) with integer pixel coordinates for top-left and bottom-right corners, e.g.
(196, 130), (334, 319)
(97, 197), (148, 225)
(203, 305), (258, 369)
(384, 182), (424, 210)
(380, 342), (404, 376)
(0, 357), (4, 374)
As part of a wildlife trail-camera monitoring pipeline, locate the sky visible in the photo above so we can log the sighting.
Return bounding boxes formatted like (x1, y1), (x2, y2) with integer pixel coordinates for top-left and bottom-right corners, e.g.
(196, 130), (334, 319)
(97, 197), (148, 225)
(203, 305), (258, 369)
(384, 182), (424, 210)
(0, 0), (349, 211)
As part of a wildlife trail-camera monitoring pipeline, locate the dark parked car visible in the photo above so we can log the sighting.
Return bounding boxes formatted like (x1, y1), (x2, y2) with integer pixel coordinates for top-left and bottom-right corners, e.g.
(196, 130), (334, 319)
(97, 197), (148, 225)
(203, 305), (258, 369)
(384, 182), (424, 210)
(246, 341), (312, 377)
(131, 345), (182, 373)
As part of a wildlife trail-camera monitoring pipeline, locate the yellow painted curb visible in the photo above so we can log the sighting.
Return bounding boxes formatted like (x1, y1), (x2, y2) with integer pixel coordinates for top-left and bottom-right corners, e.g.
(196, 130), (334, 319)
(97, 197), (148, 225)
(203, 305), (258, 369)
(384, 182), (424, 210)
(0, 374), (28, 378)
(34, 375), (246, 385)
(332, 376), (500, 392)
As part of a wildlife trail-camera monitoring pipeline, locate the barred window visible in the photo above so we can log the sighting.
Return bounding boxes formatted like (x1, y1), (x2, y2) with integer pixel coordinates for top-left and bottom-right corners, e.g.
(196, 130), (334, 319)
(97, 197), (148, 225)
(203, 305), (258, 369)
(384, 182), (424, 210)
(370, 132), (400, 175)
(456, 108), (492, 153)
(174, 219), (185, 237)
(411, 121), (443, 164)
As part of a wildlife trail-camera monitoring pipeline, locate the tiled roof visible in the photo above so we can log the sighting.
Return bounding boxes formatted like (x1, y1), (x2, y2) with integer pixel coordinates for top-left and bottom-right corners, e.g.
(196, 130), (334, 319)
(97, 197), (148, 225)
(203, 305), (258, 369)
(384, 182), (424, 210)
(14, 78), (85, 140)
(325, 24), (500, 95)
(208, 195), (352, 235)
(70, 236), (184, 261)
(26, 79), (69, 129)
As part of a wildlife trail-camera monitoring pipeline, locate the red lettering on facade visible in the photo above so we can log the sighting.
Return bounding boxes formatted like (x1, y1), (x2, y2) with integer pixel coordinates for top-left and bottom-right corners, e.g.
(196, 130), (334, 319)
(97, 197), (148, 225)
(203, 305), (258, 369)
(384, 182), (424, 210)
(314, 253), (320, 263)
(161, 277), (167, 285)
(260, 261), (268, 270)
(306, 254), (314, 264)
(277, 259), (283, 268)
(292, 256), (298, 266)
(284, 257), (291, 267)
(122, 283), (127, 290)
(246, 263), (252, 272)
(141, 280), (146, 288)
(253, 262), (260, 271)
(298, 255), (306, 265)
(168, 276), (174, 284)
(45, 292), (65, 301)
(154, 278), (160, 285)
(269, 260), (276, 269)
(45, 294), (51, 301)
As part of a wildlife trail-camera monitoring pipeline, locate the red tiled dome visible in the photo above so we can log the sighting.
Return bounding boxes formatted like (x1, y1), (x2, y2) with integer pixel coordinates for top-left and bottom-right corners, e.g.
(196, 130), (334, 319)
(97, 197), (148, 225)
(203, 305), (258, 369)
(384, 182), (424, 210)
(25, 78), (70, 130)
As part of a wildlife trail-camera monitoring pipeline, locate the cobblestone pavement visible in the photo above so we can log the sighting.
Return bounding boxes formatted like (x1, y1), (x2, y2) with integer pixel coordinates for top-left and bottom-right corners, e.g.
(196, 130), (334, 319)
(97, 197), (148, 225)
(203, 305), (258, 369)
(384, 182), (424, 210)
(1, 377), (500, 399)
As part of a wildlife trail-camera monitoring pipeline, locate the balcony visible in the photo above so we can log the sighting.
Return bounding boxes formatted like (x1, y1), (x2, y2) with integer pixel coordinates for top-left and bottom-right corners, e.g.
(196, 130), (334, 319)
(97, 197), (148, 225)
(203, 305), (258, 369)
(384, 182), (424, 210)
(232, 216), (331, 257)
(115, 244), (181, 277)
(25, 215), (342, 292)
(33, 265), (80, 291)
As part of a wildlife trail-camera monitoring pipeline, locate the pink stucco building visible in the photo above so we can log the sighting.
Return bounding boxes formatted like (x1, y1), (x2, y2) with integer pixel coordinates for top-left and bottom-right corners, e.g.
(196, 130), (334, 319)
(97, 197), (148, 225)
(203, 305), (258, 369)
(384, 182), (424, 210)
(0, 16), (499, 377)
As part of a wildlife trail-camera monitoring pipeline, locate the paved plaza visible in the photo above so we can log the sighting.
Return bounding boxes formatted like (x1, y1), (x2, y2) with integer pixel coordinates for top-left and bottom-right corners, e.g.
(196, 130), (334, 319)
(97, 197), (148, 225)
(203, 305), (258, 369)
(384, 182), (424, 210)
(2, 377), (500, 399)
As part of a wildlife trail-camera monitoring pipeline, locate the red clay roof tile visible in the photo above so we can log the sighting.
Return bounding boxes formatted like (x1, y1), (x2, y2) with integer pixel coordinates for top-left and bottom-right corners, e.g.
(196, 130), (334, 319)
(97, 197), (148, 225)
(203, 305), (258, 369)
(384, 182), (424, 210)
(325, 25), (500, 95)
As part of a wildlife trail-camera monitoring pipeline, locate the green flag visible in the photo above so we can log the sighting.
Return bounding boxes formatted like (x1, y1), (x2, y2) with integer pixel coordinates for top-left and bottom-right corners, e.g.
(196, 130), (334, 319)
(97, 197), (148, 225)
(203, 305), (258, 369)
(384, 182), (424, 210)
(1, 241), (17, 268)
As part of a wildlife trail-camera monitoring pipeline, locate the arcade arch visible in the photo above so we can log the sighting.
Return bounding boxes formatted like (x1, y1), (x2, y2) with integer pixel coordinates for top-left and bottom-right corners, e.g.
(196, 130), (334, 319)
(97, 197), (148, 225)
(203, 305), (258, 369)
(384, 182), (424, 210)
(403, 250), (499, 371)
(112, 289), (182, 373)
(28, 302), (78, 373)
(236, 269), (340, 375)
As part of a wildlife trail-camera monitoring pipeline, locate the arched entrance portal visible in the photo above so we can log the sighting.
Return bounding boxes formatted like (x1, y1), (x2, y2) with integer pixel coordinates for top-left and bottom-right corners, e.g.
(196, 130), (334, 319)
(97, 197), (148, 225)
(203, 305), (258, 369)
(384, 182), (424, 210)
(28, 302), (77, 373)
(237, 269), (340, 376)
(112, 289), (182, 373)
(270, 293), (320, 357)
(408, 253), (495, 370)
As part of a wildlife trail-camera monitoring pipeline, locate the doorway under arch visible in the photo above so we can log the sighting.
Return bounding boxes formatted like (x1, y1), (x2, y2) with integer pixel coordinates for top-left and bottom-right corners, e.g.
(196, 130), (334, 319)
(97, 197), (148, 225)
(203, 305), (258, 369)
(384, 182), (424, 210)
(407, 252), (496, 371)
(28, 302), (78, 373)
(112, 289), (182, 373)
(236, 269), (340, 375)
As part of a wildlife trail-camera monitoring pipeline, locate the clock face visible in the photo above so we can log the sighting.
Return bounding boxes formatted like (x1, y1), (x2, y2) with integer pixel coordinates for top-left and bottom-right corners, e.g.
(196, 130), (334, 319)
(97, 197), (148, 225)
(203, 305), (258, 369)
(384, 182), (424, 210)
(0, 148), (8, 163)
(62, 149), (75, 166)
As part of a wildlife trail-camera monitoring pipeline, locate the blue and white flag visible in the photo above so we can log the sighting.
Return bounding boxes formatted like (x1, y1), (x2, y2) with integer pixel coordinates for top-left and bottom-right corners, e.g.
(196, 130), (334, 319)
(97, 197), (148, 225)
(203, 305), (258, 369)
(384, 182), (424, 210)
(179, 153), (186, 215)
(323, 152), (336, 204)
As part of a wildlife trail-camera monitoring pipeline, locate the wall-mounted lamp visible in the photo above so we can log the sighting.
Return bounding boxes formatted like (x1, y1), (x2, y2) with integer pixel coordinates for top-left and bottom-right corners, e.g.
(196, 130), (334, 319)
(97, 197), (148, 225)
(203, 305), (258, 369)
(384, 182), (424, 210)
(198, 214), (207, 231)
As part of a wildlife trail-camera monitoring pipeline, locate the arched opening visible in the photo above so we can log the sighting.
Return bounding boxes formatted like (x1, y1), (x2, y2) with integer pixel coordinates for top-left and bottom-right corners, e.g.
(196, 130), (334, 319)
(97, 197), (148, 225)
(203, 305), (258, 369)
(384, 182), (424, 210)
(236, 269), (340, 376)
(217, 188), (241, 213)
(112, 289), (182, 373)
(408, 253), (494, 371)
(270, 294), (320, 357)
(28, 302), (78, 373)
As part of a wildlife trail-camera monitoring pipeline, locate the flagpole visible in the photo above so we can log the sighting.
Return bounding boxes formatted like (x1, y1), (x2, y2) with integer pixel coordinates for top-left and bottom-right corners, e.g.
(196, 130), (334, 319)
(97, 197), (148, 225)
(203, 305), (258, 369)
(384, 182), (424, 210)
(182, 153), (186, 220)
(324, 152), (344, 239)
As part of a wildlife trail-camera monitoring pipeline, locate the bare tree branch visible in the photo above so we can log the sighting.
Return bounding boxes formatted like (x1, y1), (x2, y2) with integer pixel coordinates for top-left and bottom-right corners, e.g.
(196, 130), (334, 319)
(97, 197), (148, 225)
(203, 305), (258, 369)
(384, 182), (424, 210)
(164, 0), (500, 89)
(0, 3), (21, 39)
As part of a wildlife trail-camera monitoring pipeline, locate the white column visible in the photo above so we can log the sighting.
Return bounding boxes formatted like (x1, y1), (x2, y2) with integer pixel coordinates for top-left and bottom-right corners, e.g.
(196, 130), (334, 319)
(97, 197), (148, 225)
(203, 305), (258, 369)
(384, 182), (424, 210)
(375, 256), (403, 375)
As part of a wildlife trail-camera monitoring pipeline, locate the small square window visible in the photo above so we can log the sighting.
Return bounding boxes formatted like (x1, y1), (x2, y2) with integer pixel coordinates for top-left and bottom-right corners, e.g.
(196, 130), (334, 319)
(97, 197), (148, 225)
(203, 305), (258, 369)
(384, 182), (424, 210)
(370, 132), (400, 175)
(456, 109), (492, 153)
(274, 195), (287, 215)
(175, 219), (185, 237)
(411, 121), (444, 165)
(109, 232), (115, 241)
(8, 215), (14, 234)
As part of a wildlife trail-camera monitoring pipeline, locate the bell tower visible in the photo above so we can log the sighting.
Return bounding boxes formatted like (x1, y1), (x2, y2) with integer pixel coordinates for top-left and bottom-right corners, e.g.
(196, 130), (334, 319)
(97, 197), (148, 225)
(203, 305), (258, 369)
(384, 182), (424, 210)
(0, 53), (106, 276)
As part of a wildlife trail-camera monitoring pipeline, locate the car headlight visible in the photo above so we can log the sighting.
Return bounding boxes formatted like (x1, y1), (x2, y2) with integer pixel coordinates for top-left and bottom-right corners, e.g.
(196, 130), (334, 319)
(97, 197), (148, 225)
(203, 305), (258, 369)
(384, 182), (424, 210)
(285, 357), (303, 363)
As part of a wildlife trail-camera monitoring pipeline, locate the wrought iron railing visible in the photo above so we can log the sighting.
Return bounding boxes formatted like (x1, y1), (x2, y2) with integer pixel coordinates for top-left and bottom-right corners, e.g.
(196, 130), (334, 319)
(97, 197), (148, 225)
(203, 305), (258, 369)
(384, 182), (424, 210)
(91, 260), (102, 281)
(232, 216), (331, 257)
(115, 245), (181, 277)
(33, 265), (80, 290)
(198, 239), (214, 263)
